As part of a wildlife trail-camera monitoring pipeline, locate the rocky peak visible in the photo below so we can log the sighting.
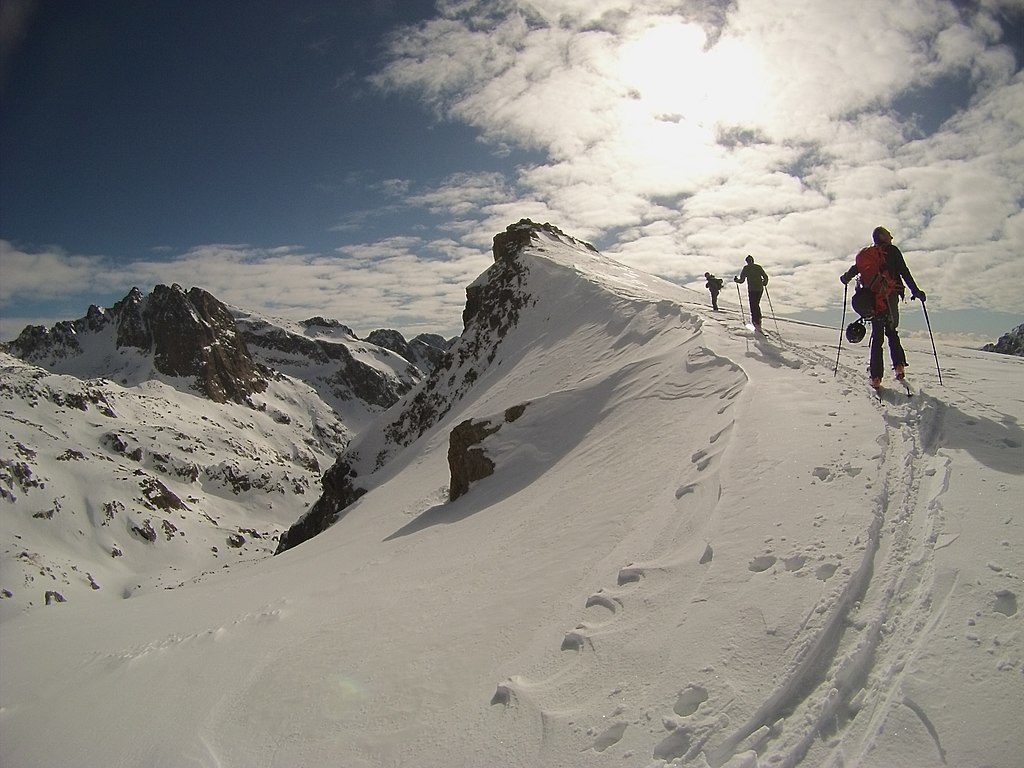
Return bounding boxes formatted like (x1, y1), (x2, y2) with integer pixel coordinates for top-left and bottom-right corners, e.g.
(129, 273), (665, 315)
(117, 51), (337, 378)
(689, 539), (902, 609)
(982, 323), (1024, 357)
(366, 330), (452, 374)
(151, 285), (267, 403)
(366, 329), (411, 359)
(301, 317), (356, 337)
(5, 285), (268, 404)
(275, 221), (550, 554)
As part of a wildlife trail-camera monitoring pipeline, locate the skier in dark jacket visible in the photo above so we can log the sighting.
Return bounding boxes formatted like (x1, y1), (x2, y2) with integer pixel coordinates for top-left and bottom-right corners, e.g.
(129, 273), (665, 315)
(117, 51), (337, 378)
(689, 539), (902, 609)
(704, 272), (723, 311)
(734, 255), (769, 330)
(841, 226), (926, 387)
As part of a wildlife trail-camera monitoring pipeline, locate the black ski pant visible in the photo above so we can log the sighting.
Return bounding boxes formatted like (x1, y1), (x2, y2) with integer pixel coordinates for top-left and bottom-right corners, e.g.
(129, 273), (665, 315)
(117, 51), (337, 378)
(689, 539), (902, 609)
(709, 290), (719, 310)
(748, 288), (764, 326)
(869, 297), (908, 379)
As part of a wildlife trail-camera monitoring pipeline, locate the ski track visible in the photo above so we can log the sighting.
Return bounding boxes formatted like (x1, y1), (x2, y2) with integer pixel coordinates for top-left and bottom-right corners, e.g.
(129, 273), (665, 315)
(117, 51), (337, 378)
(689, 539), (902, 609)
(706, 322), (950, 767)
(490, 313), (954, 767)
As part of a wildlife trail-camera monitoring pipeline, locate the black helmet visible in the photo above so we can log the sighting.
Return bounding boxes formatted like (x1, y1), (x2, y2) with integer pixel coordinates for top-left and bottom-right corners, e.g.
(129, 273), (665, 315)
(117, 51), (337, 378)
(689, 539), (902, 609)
(846, 320), (866, 344)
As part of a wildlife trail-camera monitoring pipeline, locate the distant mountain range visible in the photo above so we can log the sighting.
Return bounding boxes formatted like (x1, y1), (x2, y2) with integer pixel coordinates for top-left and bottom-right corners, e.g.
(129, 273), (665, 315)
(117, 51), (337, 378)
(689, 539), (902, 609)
(0, 283), (453, 618)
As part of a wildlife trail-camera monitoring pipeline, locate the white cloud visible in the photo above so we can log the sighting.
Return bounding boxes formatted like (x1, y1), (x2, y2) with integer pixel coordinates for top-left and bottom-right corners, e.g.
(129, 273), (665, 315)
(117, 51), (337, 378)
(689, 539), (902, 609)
(0, 239), (491, 341)
(370, 0), (1024, 318)
(0, 241), (110, 303)
(5, 1), (1020, 342)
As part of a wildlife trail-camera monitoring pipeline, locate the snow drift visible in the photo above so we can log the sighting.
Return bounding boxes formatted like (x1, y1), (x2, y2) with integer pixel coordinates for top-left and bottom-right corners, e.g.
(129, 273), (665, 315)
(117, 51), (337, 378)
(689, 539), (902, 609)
(1, 220), (1021, 768)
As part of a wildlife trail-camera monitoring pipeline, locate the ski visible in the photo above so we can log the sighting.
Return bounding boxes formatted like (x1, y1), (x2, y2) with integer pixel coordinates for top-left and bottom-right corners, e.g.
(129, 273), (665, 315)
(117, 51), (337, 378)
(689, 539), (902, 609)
(869, 377), (912, 402)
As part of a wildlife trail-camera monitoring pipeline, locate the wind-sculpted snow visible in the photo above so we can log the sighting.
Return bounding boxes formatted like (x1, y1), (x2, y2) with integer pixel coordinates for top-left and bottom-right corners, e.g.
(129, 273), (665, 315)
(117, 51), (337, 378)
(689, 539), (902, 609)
(1, 221), (1021, 768)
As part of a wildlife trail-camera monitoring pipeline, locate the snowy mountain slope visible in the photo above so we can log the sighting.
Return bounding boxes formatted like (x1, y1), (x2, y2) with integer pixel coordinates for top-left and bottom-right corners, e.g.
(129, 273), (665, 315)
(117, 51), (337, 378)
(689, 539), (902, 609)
(1, 222), (1021, 768)
(1, 288), (437, 619)
(231, 311), (427, 434)
(0, 351), (347, 620)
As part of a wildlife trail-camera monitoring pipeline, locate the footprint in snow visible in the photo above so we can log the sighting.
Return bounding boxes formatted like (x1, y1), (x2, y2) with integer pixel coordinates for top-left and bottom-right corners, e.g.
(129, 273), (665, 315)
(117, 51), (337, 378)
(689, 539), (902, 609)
(561, 630), (591, 652)
(618, 565), (645, 585)
(673, 684), (709, 717)
(815, 562), (839, 581)
(994, 590), (1017, 617)
(748, 555), (777, 573)
(691, 449), (712, 472)
(783, 554), (807, 572)
(591, 722), (628, 752)
(812, 463), (863, 482)
(585, 591), (621, 614)
(699, 543), (713, 565)
(676, 482), (698, 499)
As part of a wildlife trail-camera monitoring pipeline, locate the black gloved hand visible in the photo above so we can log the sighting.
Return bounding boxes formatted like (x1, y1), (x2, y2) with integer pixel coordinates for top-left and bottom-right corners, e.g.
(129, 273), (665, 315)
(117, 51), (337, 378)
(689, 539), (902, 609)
(840, 274), (851, 285)
(912, 290), (926, 302)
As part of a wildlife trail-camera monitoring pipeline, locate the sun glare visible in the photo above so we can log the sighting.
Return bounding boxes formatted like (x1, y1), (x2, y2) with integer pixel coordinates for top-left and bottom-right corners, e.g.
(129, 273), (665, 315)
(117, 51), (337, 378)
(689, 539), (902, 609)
(615, 21), (768, 128)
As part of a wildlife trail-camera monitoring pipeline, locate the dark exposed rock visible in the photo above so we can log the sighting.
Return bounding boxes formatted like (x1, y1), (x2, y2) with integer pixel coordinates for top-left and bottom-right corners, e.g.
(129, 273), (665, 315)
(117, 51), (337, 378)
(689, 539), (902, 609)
(274, 457), (366, 554)
(448, 419), (502, 502)
(448, 404), (528, 502)
(301, 317), (356, 337)
(238, 318), (415, 409)
(982, 323), (1024, 357)
(366, 329), (410, 358)
(131, 519), (158, 543)
(45, 590), (67, 605)
(367, 329), (452, 374)
(5, 284), (269, 404)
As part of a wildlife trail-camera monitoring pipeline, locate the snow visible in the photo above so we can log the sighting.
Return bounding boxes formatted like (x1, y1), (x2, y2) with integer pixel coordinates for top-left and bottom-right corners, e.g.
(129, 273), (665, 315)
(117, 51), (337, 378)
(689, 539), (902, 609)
(0, 357), (347, 617)
(2, 229), (1022, 767)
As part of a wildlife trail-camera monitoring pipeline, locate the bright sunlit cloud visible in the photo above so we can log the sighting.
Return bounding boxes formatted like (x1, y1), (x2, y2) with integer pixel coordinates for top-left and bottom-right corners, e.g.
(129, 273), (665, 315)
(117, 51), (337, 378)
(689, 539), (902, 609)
(2, 0), (1021, 342)
(370, 0), (1023, 324)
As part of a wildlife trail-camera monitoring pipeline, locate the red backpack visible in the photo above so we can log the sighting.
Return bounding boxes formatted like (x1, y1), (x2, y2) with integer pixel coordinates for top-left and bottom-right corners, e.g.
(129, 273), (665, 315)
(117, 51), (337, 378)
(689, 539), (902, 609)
(852, 245), (897, 317)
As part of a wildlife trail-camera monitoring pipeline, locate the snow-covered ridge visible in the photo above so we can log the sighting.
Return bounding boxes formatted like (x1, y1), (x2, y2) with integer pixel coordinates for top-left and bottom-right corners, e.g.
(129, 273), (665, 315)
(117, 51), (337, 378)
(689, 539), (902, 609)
(1, 220), (1021, 768)
(275, 219), (702, 552)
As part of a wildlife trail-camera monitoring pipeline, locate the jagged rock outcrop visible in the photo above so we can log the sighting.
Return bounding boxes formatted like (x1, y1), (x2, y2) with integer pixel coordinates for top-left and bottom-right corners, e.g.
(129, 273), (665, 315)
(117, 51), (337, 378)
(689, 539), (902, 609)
(301, 317), (356, 337)
(237, 317), (416, 410)
(276, 219), (591, 554)
(982, 323), (1024, 357)
(367, 329), (452, 373)
(5, 285), (268, 404)
(448, 403), (528, 502)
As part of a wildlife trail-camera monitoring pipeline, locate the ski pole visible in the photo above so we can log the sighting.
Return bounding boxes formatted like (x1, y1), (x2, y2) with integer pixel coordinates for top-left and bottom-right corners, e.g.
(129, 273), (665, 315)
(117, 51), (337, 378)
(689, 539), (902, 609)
(834, 282), (848, 376)
(765, 286), (781, 338)
(920, 299), (943, 385)
(736, 281), (747, 325)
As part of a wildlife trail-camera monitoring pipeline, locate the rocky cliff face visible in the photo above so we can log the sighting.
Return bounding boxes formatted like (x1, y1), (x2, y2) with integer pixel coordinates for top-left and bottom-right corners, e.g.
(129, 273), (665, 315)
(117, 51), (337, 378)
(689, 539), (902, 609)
(366, 329), (453, 373)
(235, 316), (420, 414)
(448, 403), (528, 502)
(982, 323), (1024, 357)
(5, 285), (269, 404)
(275, 219), (594, 553)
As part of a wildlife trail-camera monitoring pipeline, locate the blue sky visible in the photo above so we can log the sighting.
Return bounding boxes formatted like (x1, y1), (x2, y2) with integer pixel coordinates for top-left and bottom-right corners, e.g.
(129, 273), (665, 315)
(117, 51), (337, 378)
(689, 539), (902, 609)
(2, 0), (1022, 344)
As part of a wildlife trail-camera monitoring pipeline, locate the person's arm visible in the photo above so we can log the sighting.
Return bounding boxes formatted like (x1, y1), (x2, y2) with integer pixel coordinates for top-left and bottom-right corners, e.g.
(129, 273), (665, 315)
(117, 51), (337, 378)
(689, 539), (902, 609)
(840, 264), (859, 284)
(892, 246), (925, 300)
(735, 266), (747, 284)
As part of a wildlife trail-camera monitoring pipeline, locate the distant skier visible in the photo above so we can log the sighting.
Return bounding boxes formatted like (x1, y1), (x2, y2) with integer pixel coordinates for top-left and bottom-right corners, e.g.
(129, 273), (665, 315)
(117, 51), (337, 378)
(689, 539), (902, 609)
(840, 226), (926, 389)
(734, 255), (769, 331)
(704, 272), (724, 311)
